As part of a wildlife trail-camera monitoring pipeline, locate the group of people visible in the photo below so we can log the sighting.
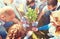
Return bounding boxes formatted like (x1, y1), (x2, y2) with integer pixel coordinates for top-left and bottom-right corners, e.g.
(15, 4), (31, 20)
(0, 0), (60, 39)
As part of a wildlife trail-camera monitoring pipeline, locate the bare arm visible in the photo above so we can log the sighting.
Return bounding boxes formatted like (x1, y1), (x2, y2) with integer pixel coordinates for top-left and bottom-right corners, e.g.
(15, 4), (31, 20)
(37, 10), (45, 22)
(12, 18), (22, 24)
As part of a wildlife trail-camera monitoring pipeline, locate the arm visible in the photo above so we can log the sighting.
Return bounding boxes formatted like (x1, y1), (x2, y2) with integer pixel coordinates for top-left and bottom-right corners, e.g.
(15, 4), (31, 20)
(38, 24), (49, 31)
(32, 9), (45, 27)
(37, 6), (47, 22)
(12, 18), (21, 24)
(32, 24), (50, 31)
(37, 8), (45, 22)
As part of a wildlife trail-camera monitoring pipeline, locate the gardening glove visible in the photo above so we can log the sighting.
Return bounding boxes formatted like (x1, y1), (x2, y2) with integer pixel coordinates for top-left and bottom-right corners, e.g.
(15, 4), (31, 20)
(24, 31), (33, 39)
(23, 24), (29, 28)
(32, 21), (38, 26)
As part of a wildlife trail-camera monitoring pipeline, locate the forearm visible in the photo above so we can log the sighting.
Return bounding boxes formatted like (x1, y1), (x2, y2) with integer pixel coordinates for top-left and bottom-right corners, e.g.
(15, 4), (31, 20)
(38, 24), (49, 31)
(37, 11), (45, 22)
(12, 18), (20, 24)
(37, 15), (41, 22)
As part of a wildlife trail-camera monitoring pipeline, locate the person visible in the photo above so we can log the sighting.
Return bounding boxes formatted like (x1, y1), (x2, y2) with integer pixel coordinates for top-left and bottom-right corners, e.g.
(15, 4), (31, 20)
(6, 24), (26, 39)
(0, 6), (21, 24)
(0, 6), (20, 39)
(27, 0), (35, 9)
(32, 10), (60, 39)
(37, 0), (60, 25)
(34, 0), (47, 26)
(3, 0), (25, 20)
(0, 6), (22, 33)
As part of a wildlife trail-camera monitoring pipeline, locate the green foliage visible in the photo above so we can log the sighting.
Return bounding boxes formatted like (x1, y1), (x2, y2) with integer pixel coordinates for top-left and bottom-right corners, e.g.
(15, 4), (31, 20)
(25, 8), (37, 22)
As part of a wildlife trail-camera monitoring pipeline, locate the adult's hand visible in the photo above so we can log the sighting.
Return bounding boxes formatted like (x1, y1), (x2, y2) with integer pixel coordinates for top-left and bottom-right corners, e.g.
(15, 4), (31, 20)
(32, 27), (38, 32)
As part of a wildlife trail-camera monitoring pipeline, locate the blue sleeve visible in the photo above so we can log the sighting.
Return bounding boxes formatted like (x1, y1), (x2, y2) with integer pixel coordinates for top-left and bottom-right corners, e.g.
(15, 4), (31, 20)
(0, 26), (7, 39)
(4, 22), (14, 28)
(38, 24), (50, 30)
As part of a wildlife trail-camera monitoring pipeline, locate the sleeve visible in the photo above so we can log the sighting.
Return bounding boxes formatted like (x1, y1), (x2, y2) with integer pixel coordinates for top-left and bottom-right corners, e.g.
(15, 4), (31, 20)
(0, 26), (7, 39)
(4, 22), (14, 28)
(42, 6), (47, 12)
(38, 24), (50, 30)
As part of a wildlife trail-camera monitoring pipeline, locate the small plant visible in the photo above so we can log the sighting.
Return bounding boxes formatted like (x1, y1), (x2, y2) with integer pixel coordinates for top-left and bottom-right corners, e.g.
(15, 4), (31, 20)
(25, 8), (37, 23)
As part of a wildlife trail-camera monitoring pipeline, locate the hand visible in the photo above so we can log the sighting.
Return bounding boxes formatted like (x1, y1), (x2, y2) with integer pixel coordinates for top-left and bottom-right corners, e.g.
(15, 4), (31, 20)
(32, 27), (38, 32)
(32, 21), (38, 26)
(24, 31), (33, 39)
(26, 31), (33, 37)
(23, 24), (29, 28)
